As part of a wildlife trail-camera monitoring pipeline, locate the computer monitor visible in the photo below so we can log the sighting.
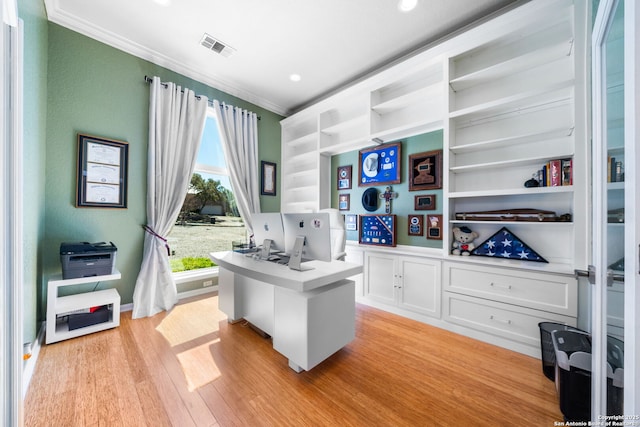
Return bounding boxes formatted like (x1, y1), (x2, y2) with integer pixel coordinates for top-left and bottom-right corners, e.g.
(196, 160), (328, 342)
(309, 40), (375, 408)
(251, 213), (285, 252)
(282, 212), (332, 263)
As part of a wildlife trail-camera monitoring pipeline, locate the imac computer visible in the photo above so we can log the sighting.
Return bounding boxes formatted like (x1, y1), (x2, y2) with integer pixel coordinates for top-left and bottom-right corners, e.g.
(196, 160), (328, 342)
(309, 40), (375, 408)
(251, 213), (285, 257)
(282, 212), (332, 269)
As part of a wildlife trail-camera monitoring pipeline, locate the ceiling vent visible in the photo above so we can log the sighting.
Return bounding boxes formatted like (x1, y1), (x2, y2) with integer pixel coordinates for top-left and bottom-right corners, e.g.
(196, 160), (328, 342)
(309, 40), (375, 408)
(200, 33), (235, 58)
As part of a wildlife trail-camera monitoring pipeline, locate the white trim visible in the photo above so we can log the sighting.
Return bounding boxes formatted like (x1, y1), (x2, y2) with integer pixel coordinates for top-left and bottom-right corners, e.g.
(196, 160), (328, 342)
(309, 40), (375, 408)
(173, 266), (219, 285)
(43, 0), (287, 116)
(177, 286), (218, 301)
(624, 0), (640, 416)
(22, 323), (44, 400)
(591, 0), (618, 419)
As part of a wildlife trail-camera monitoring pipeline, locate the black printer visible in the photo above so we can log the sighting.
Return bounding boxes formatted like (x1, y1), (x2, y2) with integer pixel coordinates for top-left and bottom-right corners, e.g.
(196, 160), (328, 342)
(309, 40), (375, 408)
(60, 242), (117, 279)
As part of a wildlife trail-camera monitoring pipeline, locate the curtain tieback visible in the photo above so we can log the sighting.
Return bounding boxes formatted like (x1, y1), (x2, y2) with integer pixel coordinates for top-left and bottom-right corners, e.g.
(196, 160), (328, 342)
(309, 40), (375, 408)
(143, 225), (170, 256)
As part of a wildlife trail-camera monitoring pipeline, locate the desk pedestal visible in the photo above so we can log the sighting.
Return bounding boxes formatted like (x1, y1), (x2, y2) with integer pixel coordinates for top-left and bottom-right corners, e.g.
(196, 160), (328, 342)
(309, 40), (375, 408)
(218, 267), (355, 372)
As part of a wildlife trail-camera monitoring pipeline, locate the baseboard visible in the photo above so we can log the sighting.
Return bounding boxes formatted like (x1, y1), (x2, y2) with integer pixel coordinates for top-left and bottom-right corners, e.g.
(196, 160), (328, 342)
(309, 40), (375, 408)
(22, 322), (45, 399)
(118, 286), (218, 313)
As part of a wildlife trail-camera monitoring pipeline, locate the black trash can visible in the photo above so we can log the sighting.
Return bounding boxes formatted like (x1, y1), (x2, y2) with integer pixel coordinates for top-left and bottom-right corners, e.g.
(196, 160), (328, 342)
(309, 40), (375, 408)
(552, 330), (625, 422)
(552, 329), (592, 421)
(538, 322), (585, 381)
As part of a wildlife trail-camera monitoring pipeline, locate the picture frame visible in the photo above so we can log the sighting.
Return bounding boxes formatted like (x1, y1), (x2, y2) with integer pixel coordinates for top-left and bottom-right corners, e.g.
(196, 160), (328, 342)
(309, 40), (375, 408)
(414, 194), (436, 210)
(345, 214), (358, 231)
(409, 149), (442, 191)
(426, 214), (443, 240)
(337, 165), (352, 190)
(359, 214), (396, 247)
(358, 141), (401, 187)
(76, 133), (128, 208)
(338, 194), (350, 211)
(408, 214), (424, 236)
(261, 161), (277, 196)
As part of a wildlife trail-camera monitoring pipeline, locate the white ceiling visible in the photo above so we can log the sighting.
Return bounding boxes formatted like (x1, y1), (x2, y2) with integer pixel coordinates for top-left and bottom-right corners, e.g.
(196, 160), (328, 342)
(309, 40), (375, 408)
(44, 0), (519, 116)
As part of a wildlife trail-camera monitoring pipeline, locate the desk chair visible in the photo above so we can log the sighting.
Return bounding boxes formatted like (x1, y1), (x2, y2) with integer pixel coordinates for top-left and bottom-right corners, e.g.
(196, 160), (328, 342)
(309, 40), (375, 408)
(319, 208), (347, 261)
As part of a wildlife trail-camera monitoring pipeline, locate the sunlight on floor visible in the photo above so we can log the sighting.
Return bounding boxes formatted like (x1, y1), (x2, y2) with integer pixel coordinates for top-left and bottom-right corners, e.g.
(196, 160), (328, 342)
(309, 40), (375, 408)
(155, 295), (227, 347)
(177, 339), (222, 391)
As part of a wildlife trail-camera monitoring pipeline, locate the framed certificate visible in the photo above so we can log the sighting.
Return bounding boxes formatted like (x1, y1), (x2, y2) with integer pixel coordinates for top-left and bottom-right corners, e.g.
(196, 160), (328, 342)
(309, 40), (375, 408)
(76, 134), (128, 208)
(358, 141), (401, 187)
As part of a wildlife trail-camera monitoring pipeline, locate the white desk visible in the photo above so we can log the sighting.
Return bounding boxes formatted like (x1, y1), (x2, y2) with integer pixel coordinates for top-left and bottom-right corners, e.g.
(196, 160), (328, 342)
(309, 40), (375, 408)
(210, 251), (363, 372)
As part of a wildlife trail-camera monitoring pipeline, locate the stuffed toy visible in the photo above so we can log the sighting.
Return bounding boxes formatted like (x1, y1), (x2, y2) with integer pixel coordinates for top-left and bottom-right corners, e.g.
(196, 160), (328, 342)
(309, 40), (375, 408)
(451, 226), (479, 256)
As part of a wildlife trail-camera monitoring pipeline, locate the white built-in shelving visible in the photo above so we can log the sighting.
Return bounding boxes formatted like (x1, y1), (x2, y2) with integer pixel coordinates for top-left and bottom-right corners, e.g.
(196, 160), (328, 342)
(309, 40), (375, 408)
(280, 0), (588, 357)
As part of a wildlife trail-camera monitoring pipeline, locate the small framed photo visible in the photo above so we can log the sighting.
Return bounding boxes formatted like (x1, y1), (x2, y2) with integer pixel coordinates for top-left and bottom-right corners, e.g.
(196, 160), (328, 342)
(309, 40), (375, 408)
(409, 150), (442, 191)
(426, 214), (443, 240)
(338, 194), (350, 211)
(76, 133), (129, 209)
(408, 214), (423, 236)
(337, 165), (352, 190)
(261, 161), (277, 196)
(414, 194), (436, 210)
(345, 214), (358, 231)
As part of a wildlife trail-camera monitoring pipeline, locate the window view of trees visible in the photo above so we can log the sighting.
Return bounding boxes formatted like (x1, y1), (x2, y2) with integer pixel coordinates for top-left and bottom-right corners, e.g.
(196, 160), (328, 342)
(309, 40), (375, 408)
(168, 113), (247, 273)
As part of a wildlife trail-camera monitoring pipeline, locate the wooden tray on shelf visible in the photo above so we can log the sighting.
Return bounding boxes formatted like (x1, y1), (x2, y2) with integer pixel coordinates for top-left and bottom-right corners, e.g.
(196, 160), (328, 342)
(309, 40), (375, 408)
(455, 209), (571, 222)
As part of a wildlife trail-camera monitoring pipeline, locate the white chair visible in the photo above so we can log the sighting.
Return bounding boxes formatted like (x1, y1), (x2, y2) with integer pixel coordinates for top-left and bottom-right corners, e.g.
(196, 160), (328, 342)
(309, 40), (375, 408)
(319, 208), (347, 261)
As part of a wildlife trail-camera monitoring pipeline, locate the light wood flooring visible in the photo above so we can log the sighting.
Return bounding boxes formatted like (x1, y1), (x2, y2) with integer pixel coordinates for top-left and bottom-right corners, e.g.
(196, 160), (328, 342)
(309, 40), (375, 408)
(25, 294), (563, 426)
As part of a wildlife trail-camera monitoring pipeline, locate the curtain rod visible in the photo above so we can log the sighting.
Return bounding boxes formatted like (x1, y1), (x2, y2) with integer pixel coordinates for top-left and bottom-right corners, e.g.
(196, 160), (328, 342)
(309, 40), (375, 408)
(143, 76), (260, 120)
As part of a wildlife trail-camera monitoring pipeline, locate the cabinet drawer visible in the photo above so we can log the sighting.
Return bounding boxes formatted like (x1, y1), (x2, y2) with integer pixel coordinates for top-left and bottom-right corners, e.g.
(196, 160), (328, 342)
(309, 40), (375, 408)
(444, 293), (576, 348)
(444, 263), (577, 316)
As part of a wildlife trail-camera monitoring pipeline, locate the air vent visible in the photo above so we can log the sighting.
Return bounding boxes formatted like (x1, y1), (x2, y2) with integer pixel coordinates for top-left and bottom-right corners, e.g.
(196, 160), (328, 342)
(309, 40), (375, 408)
(200, 33), (235, 58)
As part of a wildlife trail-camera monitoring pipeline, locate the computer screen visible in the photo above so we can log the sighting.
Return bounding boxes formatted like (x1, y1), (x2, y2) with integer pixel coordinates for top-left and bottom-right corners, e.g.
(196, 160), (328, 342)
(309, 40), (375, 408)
(251, 213), (285, 252)
(282, 212), (332, 262)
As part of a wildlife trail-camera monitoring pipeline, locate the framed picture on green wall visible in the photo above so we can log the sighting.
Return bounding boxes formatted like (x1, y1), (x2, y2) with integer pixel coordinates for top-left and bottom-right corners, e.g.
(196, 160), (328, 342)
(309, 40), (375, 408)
(76, 134), (128, 209)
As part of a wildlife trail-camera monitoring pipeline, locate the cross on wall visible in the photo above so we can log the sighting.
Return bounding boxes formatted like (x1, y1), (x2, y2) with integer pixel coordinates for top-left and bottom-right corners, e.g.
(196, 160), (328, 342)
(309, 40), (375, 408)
(379, 186), (398, 214)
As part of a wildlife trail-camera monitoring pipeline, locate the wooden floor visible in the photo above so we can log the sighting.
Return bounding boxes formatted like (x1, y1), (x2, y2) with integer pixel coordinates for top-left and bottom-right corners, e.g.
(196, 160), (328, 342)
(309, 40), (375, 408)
(25, 294), (563, 426)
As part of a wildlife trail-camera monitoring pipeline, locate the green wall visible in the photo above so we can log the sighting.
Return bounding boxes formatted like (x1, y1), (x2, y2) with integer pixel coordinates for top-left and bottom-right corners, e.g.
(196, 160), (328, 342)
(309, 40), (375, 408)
(39, 23), (283, 317)
(19, 0), (48, 345)
(331, 131), (443, 248)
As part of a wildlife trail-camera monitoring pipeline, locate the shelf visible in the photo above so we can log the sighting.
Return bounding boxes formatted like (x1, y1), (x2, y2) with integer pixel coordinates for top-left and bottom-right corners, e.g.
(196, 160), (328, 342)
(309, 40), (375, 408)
(285, 131), (317, 148)
(451, 220), (573, 227)
(320, 114), (367, 135)
(450, 153), (573, 173)
(451, 37), (573, 89)
(48, 271), (121, 286)
(371, 84), (441, 114)
(46, 270), (121, 344)
(449, 79), (574, 120)
(370, 119), (443, 144)
(55, 288), (120, 315)
(450, 127), (573, 154)
(449, 186), (574, 199)
(608, 182), (624, 190)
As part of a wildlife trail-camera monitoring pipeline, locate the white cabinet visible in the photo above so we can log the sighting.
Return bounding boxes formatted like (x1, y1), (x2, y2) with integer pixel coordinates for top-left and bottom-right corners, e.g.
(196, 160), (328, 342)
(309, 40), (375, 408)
(364, 252), (441, 318)
(443, 262), (577, 355)
(46, 272), (121, 344)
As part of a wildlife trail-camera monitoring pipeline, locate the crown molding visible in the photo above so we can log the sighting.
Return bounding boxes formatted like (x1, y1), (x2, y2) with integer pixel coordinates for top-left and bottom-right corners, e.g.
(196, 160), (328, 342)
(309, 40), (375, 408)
(43, 0), (288, 116)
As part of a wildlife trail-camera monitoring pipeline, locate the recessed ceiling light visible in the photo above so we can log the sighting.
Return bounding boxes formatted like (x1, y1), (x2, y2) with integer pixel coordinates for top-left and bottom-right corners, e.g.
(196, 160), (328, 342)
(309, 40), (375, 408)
(398, 0), (418, 12)
(289, 74), (302, 82)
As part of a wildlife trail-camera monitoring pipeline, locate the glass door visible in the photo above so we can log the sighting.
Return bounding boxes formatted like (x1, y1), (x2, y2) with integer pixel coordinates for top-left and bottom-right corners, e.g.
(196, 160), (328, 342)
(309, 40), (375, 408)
(591, 0), (625, 420)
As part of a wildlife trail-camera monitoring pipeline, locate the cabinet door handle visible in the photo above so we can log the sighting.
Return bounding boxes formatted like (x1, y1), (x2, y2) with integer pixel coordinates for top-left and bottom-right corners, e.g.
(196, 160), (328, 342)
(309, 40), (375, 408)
(489, 315), (512, 325)
(489, 282), (512, 290)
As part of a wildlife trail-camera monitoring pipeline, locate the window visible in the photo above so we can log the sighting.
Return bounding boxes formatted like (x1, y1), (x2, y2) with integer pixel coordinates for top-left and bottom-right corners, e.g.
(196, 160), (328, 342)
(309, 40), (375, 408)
(168, 110), (247, 273)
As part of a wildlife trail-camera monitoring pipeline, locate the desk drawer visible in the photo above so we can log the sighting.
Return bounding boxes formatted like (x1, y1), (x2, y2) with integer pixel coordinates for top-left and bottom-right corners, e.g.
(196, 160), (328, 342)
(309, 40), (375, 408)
(444, 293), (575, 348)
(444, 263), (576, 316)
